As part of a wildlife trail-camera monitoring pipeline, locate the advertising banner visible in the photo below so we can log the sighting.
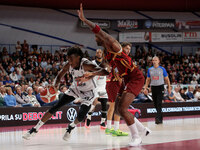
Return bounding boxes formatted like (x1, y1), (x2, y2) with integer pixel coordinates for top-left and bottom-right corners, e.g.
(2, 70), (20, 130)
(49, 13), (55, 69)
(151, 32), (183, 42)
(119, 32), (150, 43)
(79, 19), (175, 30)
(80, 19), (111, 29)
(142, 19), (175, 29)
(176, 20), (200, 30)
(183, 32), (200, 42)
(1, 102), (200, 127)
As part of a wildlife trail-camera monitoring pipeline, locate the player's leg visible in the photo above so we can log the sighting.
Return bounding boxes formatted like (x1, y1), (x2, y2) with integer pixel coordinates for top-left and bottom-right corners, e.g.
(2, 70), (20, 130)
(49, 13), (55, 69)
(111, 95), (128, 136)
(85, 98), (98, 128)
(63, 104), (91, 140)
(117, 92), (142, 146)
(22, 94), (75, 140)
(98, 97), (107, 129)
(105, 102), (115, 134)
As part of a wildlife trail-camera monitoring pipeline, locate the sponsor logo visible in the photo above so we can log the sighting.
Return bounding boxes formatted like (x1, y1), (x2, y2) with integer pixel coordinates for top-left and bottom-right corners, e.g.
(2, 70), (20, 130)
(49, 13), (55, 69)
(145, 20), (152, 28)
(67, 108), (77, 122)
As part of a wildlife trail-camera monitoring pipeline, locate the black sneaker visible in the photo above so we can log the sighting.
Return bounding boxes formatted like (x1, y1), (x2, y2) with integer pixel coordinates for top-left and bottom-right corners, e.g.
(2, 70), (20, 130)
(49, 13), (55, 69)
(85, 119), (91, 128)
(63, 125), (75, 141)
(22, 128), (38, 140)
(155, 118), (163, 124)
(100, 122), (106, 129)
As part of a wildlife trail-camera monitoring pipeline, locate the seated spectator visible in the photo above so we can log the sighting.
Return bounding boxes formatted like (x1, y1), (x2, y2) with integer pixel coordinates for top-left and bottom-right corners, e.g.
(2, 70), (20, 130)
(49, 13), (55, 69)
(164, 86), (176, 102)
(9, 71), (18, 83)
(4, 87), (19, 107)
(15, 85), (32, 107)
(186, 86), (197, 101)
(193, 87), (200, 101)
(26, 87), (40, 107)
(28, 77), (35, 87)
(25, 69), (35, 81)
(0, 85), (7, 98)
(191, 77), (198, 85)
(0, 89), (4, 106)
(3, 75), (13, 86)
(173, 87), (185, 102)
(133, 88), (152, 103)
(180, 88), (188, 101)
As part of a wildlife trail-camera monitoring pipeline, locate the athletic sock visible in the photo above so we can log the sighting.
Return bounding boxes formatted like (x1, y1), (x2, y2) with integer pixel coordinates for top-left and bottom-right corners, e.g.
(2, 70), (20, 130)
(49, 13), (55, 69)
(114, 121), (119, 131)
(134, 117), (145, 132)
(101, 117), (106, 124)
(34, 120), (44, 131)
(107, 120), (112, 129)
(128, 123), (140, 138)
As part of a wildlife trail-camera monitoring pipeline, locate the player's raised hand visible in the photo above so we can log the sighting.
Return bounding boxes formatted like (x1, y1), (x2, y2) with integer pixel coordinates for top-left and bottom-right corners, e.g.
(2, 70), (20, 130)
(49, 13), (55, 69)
(77, 3), (86, 22)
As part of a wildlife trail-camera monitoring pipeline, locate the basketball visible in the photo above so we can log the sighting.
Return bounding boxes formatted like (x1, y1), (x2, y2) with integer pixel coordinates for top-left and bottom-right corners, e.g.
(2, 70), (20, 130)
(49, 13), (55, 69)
(40, 86), (57, 103)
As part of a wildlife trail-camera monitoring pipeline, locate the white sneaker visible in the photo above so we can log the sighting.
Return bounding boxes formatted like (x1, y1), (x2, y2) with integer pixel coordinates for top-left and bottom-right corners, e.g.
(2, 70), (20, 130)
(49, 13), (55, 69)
(128, 137), (142, 147)
(63, 125), (75, 141)
(22, 128), (38, 140)
(140, 127), (151, 138)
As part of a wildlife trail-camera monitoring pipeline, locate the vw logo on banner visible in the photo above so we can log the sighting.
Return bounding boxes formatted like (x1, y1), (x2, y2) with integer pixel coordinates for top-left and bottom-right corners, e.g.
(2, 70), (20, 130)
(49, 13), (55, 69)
(67, 108), (77, 122)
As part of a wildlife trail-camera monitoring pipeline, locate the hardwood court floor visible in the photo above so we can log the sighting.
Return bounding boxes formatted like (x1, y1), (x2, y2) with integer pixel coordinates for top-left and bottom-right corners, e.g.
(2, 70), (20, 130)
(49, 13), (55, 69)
(0, 115), (200, 150)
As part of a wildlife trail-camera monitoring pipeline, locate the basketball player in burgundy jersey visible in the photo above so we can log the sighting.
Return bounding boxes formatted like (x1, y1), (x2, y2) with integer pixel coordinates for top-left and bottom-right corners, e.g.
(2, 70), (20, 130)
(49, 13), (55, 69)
(78, 4), (151, 146)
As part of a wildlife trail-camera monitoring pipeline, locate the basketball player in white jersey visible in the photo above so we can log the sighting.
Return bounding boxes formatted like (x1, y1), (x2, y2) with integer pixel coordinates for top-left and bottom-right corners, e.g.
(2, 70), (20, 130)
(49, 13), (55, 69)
(22, 46), (109, 141)
(85, 49), (108, 129)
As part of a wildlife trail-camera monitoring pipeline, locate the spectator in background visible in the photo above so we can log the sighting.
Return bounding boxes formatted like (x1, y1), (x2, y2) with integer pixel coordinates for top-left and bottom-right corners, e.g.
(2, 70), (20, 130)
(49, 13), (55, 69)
(166, 86), (176, 102)
(26, 87), (40, 107)
(15, 41), (22, 54)
(191, 77), (198, 85)
(4, 87), (18, 107)
(180, 88), (188, 101)
(186, 86), (197, 101)
(3, 75), (13, 86)
(0, 85), (6, 98)
(25, 69), (35, 81)
(0, 64), (7, 76)
(173, 87), (185, 102)
(133, 88), (153, 103)
(22, 40), (29, 54)
(41, 58), (47, 69)
(194, 87), (200, 101)
(9, 71), (18, 83)
(0, 91), (4, 106)
(28, 77), (35, 87)
(15, 85), (32, 107)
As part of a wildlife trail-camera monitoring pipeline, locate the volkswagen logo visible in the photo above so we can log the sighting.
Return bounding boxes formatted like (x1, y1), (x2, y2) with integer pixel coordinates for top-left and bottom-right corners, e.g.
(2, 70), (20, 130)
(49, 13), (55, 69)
(67, 108), (77, 122)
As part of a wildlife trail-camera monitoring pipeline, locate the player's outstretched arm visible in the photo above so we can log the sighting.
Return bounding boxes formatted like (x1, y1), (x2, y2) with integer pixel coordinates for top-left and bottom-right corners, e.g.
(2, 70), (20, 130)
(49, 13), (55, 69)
(78, 3), (121, 53)
(83, 60), (110, 77)
(53, 62), (70, 90)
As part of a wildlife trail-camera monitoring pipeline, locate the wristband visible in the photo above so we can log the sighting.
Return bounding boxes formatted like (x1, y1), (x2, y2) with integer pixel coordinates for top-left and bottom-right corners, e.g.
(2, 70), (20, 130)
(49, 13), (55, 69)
(92, 24), (101, 34)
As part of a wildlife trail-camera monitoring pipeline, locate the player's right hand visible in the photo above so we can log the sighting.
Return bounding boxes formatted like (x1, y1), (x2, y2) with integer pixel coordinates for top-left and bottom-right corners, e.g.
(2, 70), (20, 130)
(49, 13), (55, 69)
(77, 3), (86, 22)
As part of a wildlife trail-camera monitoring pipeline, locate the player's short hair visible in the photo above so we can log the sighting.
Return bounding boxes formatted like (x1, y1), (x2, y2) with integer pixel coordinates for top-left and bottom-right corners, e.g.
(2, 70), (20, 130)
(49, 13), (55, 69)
(67, 46), (84, 58)
(121, 42), (132, 48)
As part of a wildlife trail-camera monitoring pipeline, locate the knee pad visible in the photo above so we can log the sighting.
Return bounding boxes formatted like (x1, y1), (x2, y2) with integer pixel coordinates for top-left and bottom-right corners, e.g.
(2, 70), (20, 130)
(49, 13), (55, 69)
(77, 104), (91, 122)
(99, 98), (107, 111)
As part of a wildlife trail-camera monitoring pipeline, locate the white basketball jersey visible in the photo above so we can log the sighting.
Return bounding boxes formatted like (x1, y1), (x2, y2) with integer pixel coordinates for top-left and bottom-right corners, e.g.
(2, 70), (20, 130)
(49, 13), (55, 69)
(69, 58), (96, 92)
(66, 58), (97, 106)
(92, 60), (107, 98)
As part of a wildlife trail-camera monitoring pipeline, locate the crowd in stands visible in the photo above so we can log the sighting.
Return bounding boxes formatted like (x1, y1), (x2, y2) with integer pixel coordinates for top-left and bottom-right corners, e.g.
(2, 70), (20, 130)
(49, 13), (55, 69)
(0, 40), (200, 107)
